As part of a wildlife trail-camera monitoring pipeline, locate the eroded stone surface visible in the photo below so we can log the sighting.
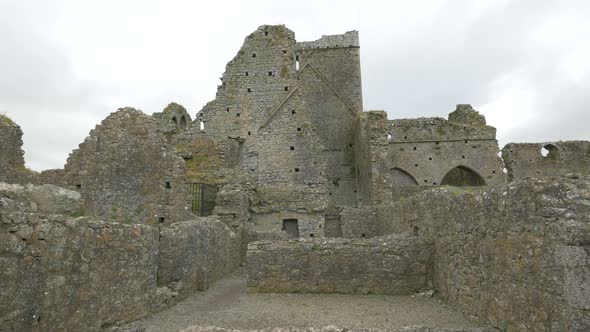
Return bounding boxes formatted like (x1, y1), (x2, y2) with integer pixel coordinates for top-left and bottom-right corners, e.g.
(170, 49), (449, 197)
(247, 235), (433, 295)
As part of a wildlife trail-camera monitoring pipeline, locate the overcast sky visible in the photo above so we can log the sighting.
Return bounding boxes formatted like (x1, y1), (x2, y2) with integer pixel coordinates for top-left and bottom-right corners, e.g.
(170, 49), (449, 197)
(1, 0), (589, 171)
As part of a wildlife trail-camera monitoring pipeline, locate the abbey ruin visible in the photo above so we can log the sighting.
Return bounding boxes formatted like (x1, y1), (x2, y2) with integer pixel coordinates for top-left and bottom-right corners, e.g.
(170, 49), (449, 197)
(1, 25), (589, 332)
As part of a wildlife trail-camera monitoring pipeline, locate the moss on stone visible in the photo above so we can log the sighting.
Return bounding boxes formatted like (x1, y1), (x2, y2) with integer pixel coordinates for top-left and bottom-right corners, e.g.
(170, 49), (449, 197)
(0, 113), (16, 126)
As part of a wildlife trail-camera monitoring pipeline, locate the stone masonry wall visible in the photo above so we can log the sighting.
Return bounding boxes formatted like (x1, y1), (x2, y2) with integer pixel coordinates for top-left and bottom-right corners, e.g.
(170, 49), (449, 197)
(0, 182), (246, 331)
(0, 204), (160, 331)
(502, 141), (590, 181)
(388, 105), (505, 196)
(62, 107), (192, 225)
(297, 31), (362, 206)
(158, 218), (243, 297)
(353, 111), (391, 205)
(376, 176), (590, 331)
(247, 235), (433, 295)
(0, 115), (36, 184)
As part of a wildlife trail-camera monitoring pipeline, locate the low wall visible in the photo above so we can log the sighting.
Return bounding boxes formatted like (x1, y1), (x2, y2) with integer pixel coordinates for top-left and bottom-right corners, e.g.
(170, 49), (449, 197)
(0, 185), (246, 331)
(0, 214), (159, 331)
(158, 218), (243, 296)
(247, 235), (433, 295)
(376, 176), (590, 331)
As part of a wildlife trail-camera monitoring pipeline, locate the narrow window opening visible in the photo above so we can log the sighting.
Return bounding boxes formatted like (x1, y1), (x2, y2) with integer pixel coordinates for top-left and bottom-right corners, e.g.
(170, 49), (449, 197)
(76, 184), (82, 190)
(297, 127), (302, 131)
(310, 234), (314, 238)
(268, 71), (273, 76)
(413, 147), (417, 150)
(361, 234), (366, 238)
(226, 107), (230, 112)
(236, 113), (240, 117)
(294, 167), (300, 172)
(295, 54), (300, 70)
(415, 164), (419, 167)
(413, 226), (419, 236)
(429, 157), (432, 160)
(199, 121), (205, 131)
(159, 217), (165, 223)
(282, 50), (287, 54)
(284, 86), (289, 91)
(248, 131), (251, 136)
(462, 155), (466, 159)
(282, 219), (299, 239)
(245, 72), (249, 76)
(291, 110), (296, 114)
(290, 146), (295, 150)
(252, 53), (256, 58)
(387, 134), (392, 140)
(247, 88), (251, 93)
(165, 182), (171, 189)
(403, 135), (408, 139)
(465, 140), (469, 144)
(264, 31), (268, 36)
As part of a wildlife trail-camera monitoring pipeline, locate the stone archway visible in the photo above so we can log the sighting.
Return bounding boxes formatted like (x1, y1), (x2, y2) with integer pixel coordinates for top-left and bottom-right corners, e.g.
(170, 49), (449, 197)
(391, 167), (419, 187)
(440, 166), (486, 187)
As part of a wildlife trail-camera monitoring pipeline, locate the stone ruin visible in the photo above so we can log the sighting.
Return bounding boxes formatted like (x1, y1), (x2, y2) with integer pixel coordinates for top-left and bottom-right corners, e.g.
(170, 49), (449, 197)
(1, 25), (589, 331)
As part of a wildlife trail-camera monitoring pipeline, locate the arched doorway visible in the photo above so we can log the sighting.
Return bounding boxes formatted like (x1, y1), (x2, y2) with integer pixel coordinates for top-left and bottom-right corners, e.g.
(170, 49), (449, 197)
(391, 168), (419, 186)
(440, 166), (486, 187)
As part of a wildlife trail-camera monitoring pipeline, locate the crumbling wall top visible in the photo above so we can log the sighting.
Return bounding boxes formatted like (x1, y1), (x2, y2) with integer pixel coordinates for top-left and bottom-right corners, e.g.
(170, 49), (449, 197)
(296, 30), (359, 49)
(448, 104), (487, 127)
(387, 105), (496, 142)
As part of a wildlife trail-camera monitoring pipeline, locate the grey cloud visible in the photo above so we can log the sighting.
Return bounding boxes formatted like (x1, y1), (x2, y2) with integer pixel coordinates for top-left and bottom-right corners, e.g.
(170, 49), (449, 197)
(1, 0), (588, 170)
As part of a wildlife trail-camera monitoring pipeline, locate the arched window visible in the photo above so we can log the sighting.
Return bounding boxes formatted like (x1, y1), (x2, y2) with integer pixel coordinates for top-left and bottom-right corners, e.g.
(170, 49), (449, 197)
(441, 166), (486, 187)
(179, 115), (187, 130)
(391, 168), (419, 186)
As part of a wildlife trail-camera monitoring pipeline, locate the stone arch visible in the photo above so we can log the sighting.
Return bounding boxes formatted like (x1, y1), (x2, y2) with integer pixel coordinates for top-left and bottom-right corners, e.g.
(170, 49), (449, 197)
(541, 144), (559, 160)
(440, 166), (486, 187)
(179, 115), (187, 130)
(391, 167), (419, 186)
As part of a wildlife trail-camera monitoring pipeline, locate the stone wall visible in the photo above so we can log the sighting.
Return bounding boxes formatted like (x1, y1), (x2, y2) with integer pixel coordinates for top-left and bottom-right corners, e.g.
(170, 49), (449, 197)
(353, 111), (391, 205)
(247, 235), (433, 295)
(375, 176), (590, 331)
(0, 202), (160, 331)
(0, 183), (246, 331)
(502, 141), (590, 181)
(297, 31), (362, 206)
(0, 115), (36, 184)
(195, 25), (365, 216)
(62, 107), (192, 225)
(158, 218), (243, 297)
(340, 206), (377, 238)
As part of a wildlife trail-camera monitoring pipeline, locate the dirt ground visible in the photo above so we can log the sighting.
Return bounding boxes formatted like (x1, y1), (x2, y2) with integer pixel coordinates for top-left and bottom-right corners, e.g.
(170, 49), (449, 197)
(123, 269), (484, 332)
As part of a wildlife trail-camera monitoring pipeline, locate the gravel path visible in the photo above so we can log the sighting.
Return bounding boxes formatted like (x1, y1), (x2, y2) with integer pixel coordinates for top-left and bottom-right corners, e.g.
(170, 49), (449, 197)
(124, 269), (483, 332)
